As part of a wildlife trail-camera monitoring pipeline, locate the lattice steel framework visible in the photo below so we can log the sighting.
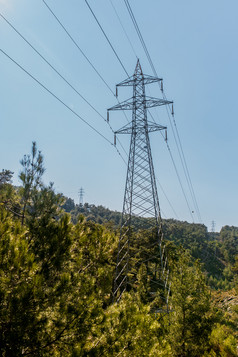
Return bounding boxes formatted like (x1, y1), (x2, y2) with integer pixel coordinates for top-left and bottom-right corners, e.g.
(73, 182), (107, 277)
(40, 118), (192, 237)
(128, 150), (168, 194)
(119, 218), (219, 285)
(79, 187), (84, 206)
(108, 60), (173, 311)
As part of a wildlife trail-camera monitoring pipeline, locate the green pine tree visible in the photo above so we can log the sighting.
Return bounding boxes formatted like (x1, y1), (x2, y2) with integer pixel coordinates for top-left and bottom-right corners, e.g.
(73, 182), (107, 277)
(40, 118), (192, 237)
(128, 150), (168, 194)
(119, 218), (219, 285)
(168, 251), (213, 357)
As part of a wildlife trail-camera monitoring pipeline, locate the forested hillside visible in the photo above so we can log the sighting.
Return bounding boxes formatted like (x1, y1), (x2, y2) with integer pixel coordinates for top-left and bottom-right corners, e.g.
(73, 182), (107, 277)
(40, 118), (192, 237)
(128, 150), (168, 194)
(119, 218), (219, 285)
(0, 143), (237, 356)
(64, 198), (238, 292)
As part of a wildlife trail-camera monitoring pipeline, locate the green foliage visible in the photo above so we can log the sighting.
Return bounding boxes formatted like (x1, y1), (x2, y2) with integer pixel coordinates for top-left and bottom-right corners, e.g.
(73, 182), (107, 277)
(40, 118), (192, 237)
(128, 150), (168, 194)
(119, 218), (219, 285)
(168, 251), (213, 357)
(0, 201), (119, 355)
(0, 208), (38, 355)
(63, 202), (238, 291)
(0, 143), (237, 356)
(0, 169), (14, 185)
(209, 290), (238, 357)
(208, 323), (237, 356)
(19, 141), (45, 225)
(0, 169), (20, 218)
(84, 293), (170, 357)
(219, 226), (238, 265)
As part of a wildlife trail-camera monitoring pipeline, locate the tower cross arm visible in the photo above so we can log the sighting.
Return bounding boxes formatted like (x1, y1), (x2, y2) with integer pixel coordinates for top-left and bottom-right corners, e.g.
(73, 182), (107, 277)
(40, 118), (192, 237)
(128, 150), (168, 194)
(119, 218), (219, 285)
(145, 96), (173, 109)
(115, 122), (133, 135)
(116, 74), (163, 88)
(108, 97), (134, 111)
(147, 122), (167, 133)
(108, 96), (173, 112)
(143, 75), (163, 86)
(114, 122), (166, 135)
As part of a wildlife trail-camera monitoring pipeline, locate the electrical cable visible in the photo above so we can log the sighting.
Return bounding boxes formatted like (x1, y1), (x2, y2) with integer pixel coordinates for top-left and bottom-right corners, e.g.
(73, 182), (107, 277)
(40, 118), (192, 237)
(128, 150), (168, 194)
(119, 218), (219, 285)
(42, 0), (115, 97)
(108, 0), (137, 59)
(42, 0), (130, 126)
(165, 140), (194, 222)
(0, 48), (127, 165)
(148, 106), (195, 221)
(171, 114), (202, 222)
(164, 99), (202, 223)
(156, 179), (179, 220)
(149, 100), (194, 223)
(145, 108), (182, 220)
(85, 0), (129, 78)
(0, 11), (128, 161)
(124, 0), (156, 76)
(83, 0), (131, 124)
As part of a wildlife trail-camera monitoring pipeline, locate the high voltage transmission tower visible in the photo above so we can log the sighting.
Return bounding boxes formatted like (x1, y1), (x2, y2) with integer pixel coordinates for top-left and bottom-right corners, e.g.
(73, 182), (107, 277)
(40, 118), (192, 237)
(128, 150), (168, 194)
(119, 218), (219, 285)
(79, 187), (84, 206)
(108, 60), (173, 311)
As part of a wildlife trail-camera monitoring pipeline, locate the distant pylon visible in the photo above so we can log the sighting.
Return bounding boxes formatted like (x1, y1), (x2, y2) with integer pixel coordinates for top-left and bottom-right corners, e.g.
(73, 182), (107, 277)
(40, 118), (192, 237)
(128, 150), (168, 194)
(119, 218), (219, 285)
(79, 187), (84, 206)
(211, 220), (215, 233)
(108, 60), (173, 311)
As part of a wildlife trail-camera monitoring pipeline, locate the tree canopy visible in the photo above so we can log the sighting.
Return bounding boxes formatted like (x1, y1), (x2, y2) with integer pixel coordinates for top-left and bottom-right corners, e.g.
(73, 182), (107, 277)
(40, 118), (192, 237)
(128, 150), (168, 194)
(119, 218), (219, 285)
(0, 142), (237, 356)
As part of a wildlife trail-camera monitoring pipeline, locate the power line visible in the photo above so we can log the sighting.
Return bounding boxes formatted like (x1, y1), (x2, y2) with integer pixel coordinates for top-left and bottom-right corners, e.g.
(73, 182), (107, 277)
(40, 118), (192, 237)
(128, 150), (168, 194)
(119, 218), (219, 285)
(42, 0), (115, 97)
(163, 97), (202, 222)
(42, 0), (131, 132)
(84, 0), (133, 125)
(145, 81), (196, 221)
(85, 0), (129, 77)
(148, 102), (198, 221)
(148, 101), (195, 222)
(83, 0), (132, 126)
(108, 0), (137, 59)
(156, 178), (179, 220)
(172, 115), (202, 222)
(148, 111), (194, 221)
(42, 0), (131, 128)
(165, 140), (194, 222)
(145, 108), (186, 220)
(0, 13), (104, 120)
(0, 11), (128, 161)
(124, 0), (156, 76)
(0, 48), (127, 165)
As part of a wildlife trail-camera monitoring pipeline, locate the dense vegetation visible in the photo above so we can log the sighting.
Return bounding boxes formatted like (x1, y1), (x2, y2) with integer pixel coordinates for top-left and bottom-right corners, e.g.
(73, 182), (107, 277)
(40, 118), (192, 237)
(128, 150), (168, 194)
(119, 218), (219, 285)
(64, 199), (238, 292)
(0, 142), (237, 356)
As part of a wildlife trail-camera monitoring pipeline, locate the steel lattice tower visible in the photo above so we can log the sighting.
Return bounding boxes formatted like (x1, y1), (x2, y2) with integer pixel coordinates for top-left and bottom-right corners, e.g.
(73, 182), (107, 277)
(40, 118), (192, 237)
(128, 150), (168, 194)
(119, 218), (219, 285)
(108, 60), (173, 311)
(79, 187), (84, 206)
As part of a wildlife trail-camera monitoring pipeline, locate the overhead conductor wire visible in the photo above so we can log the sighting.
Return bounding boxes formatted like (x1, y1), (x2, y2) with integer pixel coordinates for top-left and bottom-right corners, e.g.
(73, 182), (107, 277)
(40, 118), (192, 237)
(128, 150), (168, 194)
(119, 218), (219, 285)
(0, 48), (127, 165)
(83, 0), (131, 125)
(0, 11), (128, 162)
(84, 0), (129, 77)
(41, 0), (130, 152)
(42, 0), (115, 96)
(108, 0), (137, 59)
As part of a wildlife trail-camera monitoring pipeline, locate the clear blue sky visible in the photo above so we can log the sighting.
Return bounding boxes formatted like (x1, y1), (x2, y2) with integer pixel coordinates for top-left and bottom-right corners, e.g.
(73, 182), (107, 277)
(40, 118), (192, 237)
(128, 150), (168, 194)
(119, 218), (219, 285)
(1, 0), (238, 232)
